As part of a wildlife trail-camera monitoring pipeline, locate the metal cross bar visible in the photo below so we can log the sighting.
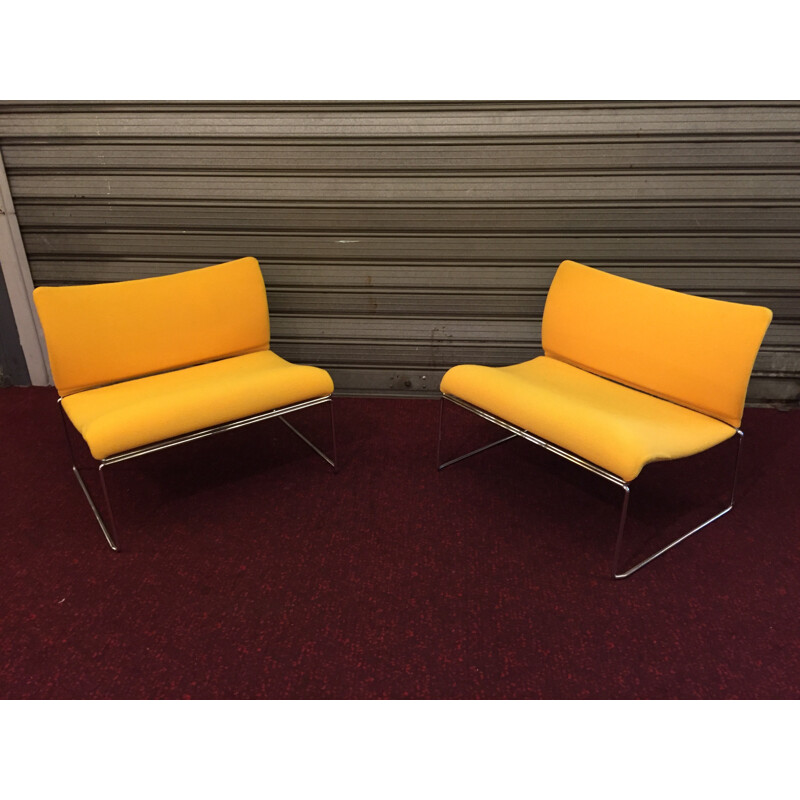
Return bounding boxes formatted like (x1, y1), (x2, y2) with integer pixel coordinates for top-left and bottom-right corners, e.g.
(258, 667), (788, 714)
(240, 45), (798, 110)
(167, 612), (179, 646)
(439, 394), (627, 486)
(437, 393), (745, 579)
(58, 395), (337, 551)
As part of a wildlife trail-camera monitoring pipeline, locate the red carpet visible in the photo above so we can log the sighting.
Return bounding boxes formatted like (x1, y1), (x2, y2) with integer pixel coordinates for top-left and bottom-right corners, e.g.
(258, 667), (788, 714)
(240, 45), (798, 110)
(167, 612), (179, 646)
(1, 387), (798, 699)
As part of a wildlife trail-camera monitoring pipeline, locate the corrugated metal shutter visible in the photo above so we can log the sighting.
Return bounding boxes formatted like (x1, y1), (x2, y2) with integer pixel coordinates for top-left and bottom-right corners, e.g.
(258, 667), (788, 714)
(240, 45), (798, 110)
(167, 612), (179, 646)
(0, 101), (797, 402)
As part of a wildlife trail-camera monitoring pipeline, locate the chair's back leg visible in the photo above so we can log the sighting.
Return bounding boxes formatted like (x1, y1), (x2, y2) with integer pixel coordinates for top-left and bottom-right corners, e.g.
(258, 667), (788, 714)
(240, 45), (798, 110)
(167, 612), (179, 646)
(329, 399), (338, 473)
(612, 484), (632, 578)
(729, 429), (745, 508)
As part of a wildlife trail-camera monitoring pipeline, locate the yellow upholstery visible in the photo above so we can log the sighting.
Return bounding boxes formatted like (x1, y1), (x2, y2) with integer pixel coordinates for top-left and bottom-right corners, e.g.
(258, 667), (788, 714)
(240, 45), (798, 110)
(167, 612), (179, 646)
(33, 257), (270, 397)
(441, 356), (736, 482)
(542, 260), (772, 429)
(61, 350), (334, 460)
(33, 257), (334, 460)
(441, 260), (772, 482)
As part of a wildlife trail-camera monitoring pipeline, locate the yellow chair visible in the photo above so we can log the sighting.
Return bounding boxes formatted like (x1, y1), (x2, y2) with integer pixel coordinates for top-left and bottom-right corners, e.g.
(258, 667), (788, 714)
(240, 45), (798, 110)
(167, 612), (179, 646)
(439, 260), (772, 578)
(33, 257), (336, 550)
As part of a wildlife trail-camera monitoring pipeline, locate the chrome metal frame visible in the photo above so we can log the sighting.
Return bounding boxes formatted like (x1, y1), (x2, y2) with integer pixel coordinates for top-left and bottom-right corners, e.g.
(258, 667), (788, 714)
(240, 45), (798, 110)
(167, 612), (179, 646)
(438, 393), (744, 579)
(59, 394), (337, 551)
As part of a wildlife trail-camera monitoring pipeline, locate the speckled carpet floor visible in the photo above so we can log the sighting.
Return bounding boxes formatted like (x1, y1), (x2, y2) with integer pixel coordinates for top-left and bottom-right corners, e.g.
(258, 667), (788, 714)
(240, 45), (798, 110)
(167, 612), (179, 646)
(2, 387), (798, 698)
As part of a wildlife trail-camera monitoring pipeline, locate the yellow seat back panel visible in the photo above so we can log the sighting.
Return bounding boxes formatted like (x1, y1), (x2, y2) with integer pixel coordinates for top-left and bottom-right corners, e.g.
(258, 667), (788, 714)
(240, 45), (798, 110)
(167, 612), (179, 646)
(61, 350), (334, 460)
(33, 257), (270, 396)
(441, 356), (736, 482)
(542, 261), (772, 428)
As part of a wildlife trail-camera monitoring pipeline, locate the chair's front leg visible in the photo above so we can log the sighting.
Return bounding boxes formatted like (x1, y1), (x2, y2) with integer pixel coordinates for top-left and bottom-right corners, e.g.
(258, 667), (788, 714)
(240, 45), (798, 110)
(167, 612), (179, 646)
(59, 399), (120, 551)
(612, 431), (744, 579)
(71, 463), (120, 552)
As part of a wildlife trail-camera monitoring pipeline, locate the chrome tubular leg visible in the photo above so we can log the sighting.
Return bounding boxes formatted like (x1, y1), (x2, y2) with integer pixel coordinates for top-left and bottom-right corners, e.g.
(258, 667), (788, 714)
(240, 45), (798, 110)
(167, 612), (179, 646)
(279, 398), (338, 470)
(71, 464), (120, 552)
(436, 396), (445, 468)
(729, 429), (744, 507)
(329, 399), (339, 473)
(437, 395), (517, 471)
(60, 400), (120, 551)
(98, 463), (120, 551)
(612, 484), (632, 578)
(612, 430), (744, 579)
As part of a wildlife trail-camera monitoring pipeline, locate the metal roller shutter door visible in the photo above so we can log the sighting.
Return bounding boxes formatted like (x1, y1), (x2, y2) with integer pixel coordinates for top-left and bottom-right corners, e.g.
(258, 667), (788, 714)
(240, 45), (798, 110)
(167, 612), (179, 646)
(1, 101), (797, 402)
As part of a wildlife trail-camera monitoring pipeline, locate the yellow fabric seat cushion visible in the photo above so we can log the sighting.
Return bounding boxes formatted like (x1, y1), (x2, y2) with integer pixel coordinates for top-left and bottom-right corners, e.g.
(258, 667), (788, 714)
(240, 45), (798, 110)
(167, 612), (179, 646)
(440, 355), (737, 482)
(61, 349), (334, 460)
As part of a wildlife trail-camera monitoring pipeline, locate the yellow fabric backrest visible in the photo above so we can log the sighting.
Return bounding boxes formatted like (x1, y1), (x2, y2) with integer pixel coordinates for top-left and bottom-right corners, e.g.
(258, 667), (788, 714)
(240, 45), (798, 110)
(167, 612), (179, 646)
(541, 260), (772, 428)
(33, 257), (270, 396)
